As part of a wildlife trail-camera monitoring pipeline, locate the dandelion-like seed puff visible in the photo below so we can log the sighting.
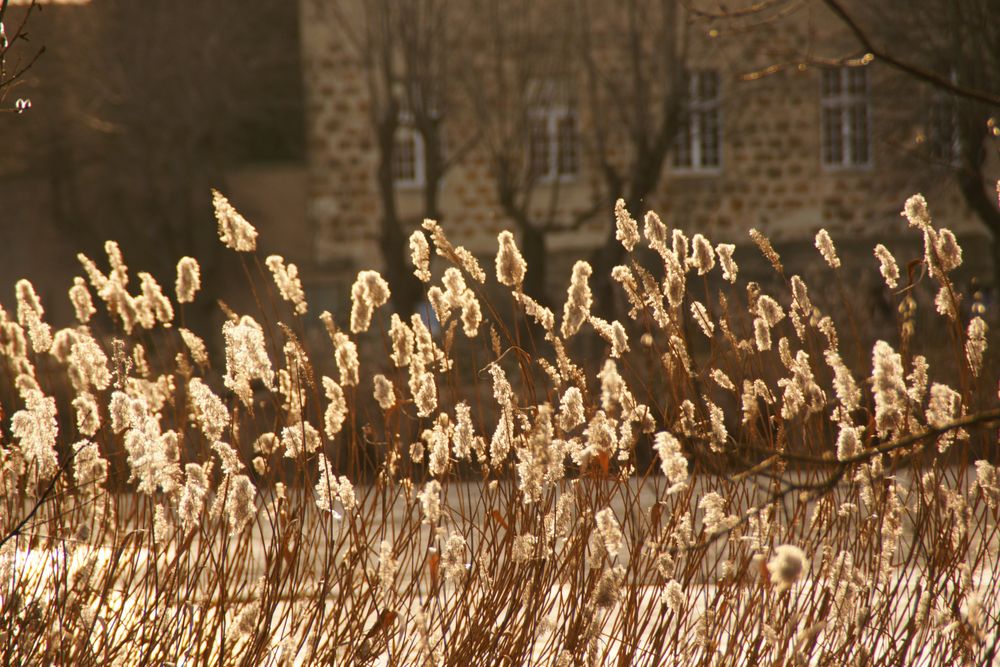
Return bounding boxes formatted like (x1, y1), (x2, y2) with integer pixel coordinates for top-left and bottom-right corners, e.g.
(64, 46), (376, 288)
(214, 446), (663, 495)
(767, 544), (809, 593)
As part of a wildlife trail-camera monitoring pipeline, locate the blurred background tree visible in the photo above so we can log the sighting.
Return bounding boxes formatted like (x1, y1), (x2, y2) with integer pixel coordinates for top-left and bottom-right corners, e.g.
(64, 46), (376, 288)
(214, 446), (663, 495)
(825, 0), (1000, 290)
(0, 0), (44, 110)
(0, 0), (304, 320)
(708, 0), (1000, 291)
(322, 0), (472, 317)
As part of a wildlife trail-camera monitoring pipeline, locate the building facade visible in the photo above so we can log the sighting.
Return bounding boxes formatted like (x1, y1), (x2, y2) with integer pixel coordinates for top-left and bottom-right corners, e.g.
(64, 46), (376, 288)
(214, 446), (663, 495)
(297, 0), (999, 298)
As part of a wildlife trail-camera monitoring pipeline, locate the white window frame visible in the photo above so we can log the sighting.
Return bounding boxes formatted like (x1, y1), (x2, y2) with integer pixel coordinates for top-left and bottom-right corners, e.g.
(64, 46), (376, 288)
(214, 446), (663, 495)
(526, 79), (580, 183)
(392, 112), (426, 189)
(820, 67), (872, 169)
(528, 106), (580, 183)
(672, 70), (722, 173)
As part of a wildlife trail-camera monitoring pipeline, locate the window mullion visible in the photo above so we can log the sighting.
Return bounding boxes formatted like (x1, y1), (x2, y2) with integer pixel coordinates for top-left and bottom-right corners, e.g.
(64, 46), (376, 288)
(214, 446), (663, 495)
(840, 72), (850, 166)
(549, 111), (558, 179)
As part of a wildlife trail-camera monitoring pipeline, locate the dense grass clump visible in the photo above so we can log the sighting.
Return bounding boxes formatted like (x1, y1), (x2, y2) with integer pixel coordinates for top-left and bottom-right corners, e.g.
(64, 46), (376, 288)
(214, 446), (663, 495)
(0, 190), (997, 665)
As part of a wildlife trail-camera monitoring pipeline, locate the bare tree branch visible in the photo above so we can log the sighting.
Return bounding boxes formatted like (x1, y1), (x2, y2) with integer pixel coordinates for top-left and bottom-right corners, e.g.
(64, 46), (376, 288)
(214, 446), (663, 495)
(820, 0), (1000, 107)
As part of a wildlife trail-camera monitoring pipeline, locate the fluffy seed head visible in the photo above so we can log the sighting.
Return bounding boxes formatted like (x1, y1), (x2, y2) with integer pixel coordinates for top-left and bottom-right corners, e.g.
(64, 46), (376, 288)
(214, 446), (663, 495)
(314, 454), (339, 513)
(644, 210), (669, 255)
(514, 292), (555, 334)
(321, 376), (347, 439)
(767, 544), (809, 592)
(69, 277), (96, 323)
(441, 534), (468, 584)
(873, 244), (899, 289)
(178, 462), (211, 532)
(614, 199), (640, 252)
(935, 229), (962, 273)
(224, 474), (257, 533)
(558, 387), (585, 431)
(179, 328), (209, 369)
(377, 540), (398, 605)
(373, 374), (395, 411)
(699, 492), (737, 535)
(73, 392), (101, 437)
(749, 228), (782, 273)
(188, 377), (230, 442)
(872, 341), (906, 438)
(965, 317), (987, 377)
(814, 229), (841, 268)
(410, 230), (432, 282)
(689, 234), (715, 275)
(350, 270), (391, 333)
(418, 479), (442, 524)
(836, 424), (863, 461)
(662, 580), (685, 613)
(138, 272), (174, 325)
(716, 243), (738, 283)
(67, 331), (111, 393)
(595, 508), (624, 560)
(413, 370), (438, 418)
(265, 256), (308, 315)
(653, 431), (688, 491)
(11, 384), (59, 480)
(332, 329), (359, 386)
(213, 189), (258, 252)
(16, 279), (52, 353)
(902, 193), (931, 229)
(496, 230), (527, 288)
(690, 301), (714, 337)
(223, 316), (275, 406)
(175, 257), (201, 304)
(593, 566), (625, 608)
(513, 534), (536, 563)
(561, 261), (593, 338)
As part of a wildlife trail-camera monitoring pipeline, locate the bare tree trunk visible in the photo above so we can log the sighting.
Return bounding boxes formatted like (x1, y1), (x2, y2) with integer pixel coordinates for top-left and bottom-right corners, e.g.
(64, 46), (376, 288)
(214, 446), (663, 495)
(589, 209), (625, 319)
(520, 222), (550, 306)
(956, 106), (1000, 292)
(375, 123), (423, 317)
(956, 168), (1000, 292)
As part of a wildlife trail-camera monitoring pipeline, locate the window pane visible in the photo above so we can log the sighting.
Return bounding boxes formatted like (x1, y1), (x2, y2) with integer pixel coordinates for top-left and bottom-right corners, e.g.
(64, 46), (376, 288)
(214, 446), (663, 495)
(822, 70), (841, 97)
(698, 71), (718, 102)
(928, 96), (958, 162)
(849, 103), (869, 164)
(847, 68), (867, 95)
(822, 107), (844, 165)
(699, 108), (720, 167)
(528, 116), (550, 178)
(673, 118), (693, 167)
(393, 131), (416, 182)
(556, 114), (579, 176)
(674, 69), (720, 170)
(821, 68), (871, 167)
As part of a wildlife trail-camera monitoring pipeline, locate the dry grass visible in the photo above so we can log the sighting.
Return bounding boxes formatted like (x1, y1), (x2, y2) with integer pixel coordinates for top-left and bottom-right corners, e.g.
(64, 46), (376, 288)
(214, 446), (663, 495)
(0, 192), (998, 665)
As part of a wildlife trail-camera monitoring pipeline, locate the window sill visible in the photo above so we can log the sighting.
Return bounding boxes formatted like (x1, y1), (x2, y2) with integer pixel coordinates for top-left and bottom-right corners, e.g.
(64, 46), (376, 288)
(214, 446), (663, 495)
(669, 167), (722, 177)
(534, 174), (580, 185)
(819, 161), (873, 173)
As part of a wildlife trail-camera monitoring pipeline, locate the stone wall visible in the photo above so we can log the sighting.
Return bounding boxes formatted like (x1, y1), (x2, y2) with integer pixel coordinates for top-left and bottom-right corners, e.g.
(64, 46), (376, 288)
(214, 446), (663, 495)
(300, 0), (999, 296)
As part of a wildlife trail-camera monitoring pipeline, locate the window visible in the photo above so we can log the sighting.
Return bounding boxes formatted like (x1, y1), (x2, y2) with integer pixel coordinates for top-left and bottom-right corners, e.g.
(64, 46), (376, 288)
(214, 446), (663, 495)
(821, 68), (871, 168)
(527, 80), (579, 181)
(926, 97), (960, 164)
(673, 70), (721, 171)
(392, 112), (425, 188)
(528, 109), (579, 181)
(924, 69), (961, 165)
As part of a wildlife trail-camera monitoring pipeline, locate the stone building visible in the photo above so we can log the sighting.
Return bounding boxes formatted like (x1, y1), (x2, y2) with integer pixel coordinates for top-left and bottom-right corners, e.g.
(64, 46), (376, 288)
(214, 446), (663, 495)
(296, 0), (999, 303)
(2, 1), (996, 320)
